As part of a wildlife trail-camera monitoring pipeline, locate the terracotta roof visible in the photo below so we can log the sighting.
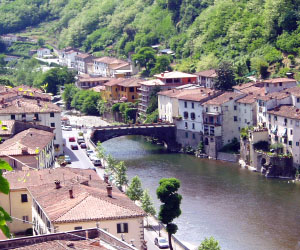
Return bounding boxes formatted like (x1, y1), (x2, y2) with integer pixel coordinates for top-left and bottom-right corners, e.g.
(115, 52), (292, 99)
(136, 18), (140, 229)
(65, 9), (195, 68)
(92, 86), (106, 92)
(28, 172), (145, 223)
(178, 89), (221, 102)
(238, 86), (262, 94)
(0, 120), (15, 136)
(0, 97), (61, 114)
(154, 71), (197, 79)
(255, 90), (290, 101)
(0, 128), (54, 157)
(94, 57), (126, 65)
(285, 86), (300, 97)
(139, 79), (165, 86)
(78, 76), (110, 83)
(233, 82), (256, 91)
(3, 168), (95, 190)
(75, 53), (93, 59)
(109, 62), (130, 70)
(203, 92), (243, 105)
(37, 48), (49, 51)
(104, 78), (125, 87)
(118, 78), (141, 88)
(261, 78), (297, 84)
(236, 93), (257, 104)
(15, 239), (106, 250)
(195, 69), (217, 78)
(267, 105), (300, 120)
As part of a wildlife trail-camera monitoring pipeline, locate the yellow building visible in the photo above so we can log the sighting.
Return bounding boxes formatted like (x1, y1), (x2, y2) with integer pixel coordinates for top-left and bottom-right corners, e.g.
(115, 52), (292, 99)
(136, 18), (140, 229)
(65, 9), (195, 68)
(104, 78), (141, 103)
(1, 168), (93, 236)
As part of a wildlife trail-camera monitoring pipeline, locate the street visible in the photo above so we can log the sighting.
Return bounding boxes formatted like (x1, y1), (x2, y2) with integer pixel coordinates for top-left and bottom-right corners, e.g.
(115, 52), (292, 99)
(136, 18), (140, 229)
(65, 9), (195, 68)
(61, 125), (171, 250)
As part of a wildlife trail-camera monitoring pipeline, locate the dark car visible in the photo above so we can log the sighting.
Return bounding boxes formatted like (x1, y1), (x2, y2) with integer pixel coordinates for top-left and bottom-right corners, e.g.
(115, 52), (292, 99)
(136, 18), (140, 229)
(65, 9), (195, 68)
(80, 143), (87, 149)
(69, 137), (76, 142)
(71, 144), (78, 150)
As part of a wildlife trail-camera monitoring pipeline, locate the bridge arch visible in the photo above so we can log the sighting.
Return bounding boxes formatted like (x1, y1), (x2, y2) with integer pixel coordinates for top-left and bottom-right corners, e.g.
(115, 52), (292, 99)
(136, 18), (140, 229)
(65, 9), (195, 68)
(90, 124), (179, 151)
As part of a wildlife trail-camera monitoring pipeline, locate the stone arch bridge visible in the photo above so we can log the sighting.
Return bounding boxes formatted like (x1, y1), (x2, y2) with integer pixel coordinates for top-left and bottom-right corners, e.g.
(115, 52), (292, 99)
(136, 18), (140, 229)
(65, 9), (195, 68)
(90, 123), (179, 151)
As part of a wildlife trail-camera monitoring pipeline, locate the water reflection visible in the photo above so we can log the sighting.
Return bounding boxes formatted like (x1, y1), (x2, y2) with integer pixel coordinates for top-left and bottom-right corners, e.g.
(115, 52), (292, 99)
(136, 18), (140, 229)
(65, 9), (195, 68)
(103, 136), (300, 250)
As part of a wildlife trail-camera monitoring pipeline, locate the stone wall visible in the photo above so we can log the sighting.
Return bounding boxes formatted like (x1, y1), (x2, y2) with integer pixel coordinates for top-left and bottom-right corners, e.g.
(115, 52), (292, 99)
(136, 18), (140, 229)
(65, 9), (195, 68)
(176, 129), (203, 149)
(217, 152), (240, 162)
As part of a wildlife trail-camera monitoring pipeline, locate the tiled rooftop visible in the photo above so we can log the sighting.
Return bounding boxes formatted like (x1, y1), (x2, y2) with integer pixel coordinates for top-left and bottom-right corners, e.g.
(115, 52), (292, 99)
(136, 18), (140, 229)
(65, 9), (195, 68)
(0, 128), (54, 157)
(195, 69), (217, 78)
(261, 78), (297, 84)
(94, 57), (126, 65)
(0, 97), (61, 114)
(255, 90), (290, 101)
(285, 86), (300, 97)
(203, 92), (243, 105)
(267, 105), (300, 120)
(139, 79), (165, 86)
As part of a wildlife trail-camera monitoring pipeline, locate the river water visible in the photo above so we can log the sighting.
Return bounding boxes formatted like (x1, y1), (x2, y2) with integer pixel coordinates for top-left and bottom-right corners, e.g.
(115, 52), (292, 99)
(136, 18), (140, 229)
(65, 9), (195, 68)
(102, 135), (300, 250)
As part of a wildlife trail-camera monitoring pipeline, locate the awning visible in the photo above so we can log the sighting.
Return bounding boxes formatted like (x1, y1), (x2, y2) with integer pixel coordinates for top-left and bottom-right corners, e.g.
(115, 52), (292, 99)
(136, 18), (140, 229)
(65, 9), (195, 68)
(282, 128), (287, 137)
(271, 125), (278, 134)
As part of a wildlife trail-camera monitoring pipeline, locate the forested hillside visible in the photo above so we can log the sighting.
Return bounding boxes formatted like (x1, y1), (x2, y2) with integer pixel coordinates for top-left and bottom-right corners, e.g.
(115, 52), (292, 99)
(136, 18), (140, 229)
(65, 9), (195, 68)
(1, 0), (300, 76)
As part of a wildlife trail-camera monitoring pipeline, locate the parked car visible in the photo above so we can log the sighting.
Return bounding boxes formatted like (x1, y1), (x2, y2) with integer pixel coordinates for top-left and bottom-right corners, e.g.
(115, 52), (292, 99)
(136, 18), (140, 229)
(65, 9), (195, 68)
(69, 137), (75, 142)
(64, 155), (71, 164)
(80, 143), (87, 149)
(77, 136), (85, 144)
(63, 125), (72, 131)
(90, 155), (102, 166)
(154, 237), (169, 249)
(71, 144), (78, 150)
(86, 149), (94, 157)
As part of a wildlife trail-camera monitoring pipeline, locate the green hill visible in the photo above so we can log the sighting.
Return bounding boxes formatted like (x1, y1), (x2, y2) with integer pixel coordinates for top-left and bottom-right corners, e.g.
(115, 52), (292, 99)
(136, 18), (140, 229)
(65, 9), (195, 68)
(1, 0), (300, 77)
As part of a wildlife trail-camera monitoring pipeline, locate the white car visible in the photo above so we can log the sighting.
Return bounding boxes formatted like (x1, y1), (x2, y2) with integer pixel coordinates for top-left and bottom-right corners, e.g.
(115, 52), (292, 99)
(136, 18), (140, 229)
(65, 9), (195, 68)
(90, 155), (102, 166)
(154, 237), (169, 249)
(63, 125), (72, 131)
(86, 149), (94, 157)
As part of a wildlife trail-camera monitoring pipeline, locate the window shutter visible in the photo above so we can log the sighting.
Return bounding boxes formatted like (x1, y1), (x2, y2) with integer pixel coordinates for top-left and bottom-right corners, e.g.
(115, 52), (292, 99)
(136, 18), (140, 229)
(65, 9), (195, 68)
(117, 223), (121, 233)
(124, 223), (128, 233)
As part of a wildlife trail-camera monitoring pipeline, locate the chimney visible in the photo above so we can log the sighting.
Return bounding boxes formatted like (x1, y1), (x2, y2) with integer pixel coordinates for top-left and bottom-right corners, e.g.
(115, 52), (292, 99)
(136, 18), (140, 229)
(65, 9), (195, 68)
(37, 99), (41, 106)
(89, 174), (92, 180)
(104, 175), (109, 184)
(55, 180), (61, 189)
(106, 185), (113, 198)
(17, 100), (21, 107)
(69, 189), (74, 199)
(21, 147), (28, 154)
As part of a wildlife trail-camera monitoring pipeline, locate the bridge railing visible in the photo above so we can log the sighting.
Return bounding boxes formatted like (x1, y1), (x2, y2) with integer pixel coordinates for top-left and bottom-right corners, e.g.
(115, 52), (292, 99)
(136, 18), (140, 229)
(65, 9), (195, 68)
(93, 123), (176, 130)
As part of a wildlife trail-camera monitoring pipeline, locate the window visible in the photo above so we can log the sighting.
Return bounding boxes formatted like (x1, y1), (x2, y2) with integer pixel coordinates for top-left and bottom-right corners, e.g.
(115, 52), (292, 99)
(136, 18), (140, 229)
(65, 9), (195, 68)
(192, 123), (195, 130)
(129, 87), (134, 92)
(74, 226), (82, 230)
(191, 102), (194, 109)
(290, 129), (293, 135)
(22, 216), (29, 223)
(290, 120), (293, 125)
(234, 106), (237, 110)
(22, 114), (26, 119)
(11, 114), (15, 120)
(289, 141), (292, 146)
(185, 132), (188, 138)
(297, 121), (300, 127)
(296, 142), (299, 146)
(206, 107), (208, 112)
(132, 95), (135, 100)
(50, 112), (55, 118)
(267, 83), (269, 87)
(185, 122), (188, 129)
(192, 133), (196, 139)
(216, 107), (219, 112)
(184, 101), (187, 108)
(184, 112), (188, 119)
(297, 98), (300, 103)
(191, 112), (196, 120)
(284, 118), (287, 125)
(234, 116), (238, 122)
(50, 123), (55, 128)
(274, 116), (277, 121)
(279, 82), (282, 87)
(117, 223), (128, 233)
(34, 113), (39, 120)
(21, 194), (28, 203)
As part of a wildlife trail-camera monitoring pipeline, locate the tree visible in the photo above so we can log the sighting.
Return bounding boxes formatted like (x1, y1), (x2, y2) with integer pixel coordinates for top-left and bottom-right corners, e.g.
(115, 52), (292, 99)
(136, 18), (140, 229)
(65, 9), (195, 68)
(146, 86), (161, 114)
(62, 84), (79, 109)
(198, 237), (221, 250)
(37, 38), (45, 47)
(141, 189), (156, 226)
(0, 159), (13, 237)
(127, 176), (143, 201)
(114, 161), (128, 190)
(156, 178), (182, 250)
(82, 91), (101, 115)
(96, 141), (106, 160)
(132, 47), (156, 76)
(0, 40), (6, 53)
(214, 62), (236, 90)
(151, 55), (172, 75)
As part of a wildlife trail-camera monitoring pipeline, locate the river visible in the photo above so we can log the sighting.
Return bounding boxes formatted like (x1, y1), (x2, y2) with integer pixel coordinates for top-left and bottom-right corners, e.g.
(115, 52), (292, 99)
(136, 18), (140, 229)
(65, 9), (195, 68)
(102, 135), (300, 250)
